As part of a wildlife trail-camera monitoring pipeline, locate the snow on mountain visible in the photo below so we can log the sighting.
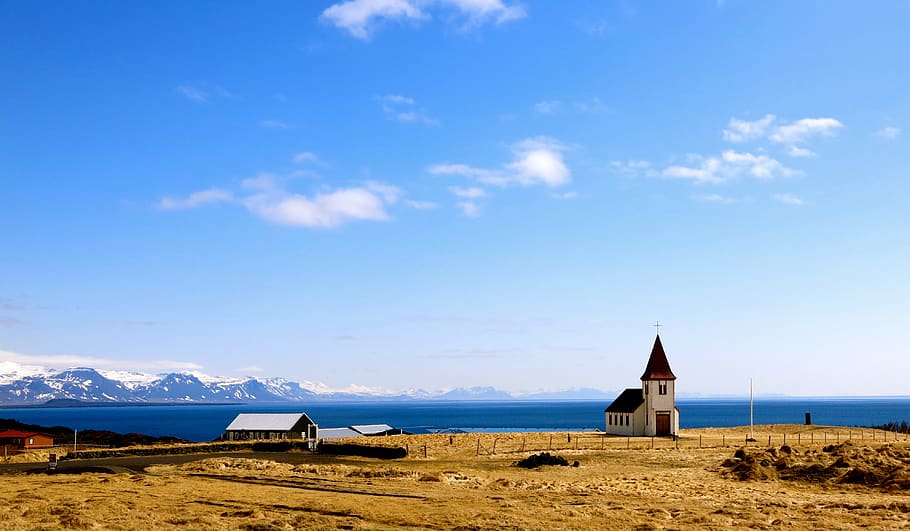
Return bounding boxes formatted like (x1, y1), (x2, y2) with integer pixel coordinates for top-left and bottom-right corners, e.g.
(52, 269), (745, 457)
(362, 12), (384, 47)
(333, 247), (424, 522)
(0, 360), (53, 385)
(0, 361), (609, 404)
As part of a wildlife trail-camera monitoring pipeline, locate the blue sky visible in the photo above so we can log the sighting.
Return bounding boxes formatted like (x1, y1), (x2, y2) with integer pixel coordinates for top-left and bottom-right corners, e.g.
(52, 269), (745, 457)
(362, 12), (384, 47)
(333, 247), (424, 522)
(2, 1), (908, 396)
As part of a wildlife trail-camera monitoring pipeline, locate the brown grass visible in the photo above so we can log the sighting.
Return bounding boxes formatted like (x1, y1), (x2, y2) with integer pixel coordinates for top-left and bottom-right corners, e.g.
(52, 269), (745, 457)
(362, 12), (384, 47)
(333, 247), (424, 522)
(1, 425), (909, 530)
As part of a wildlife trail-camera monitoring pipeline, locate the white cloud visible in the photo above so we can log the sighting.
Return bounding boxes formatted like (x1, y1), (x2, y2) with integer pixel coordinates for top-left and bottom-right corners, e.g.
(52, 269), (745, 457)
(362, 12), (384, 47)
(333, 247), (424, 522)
(449, 186), (487, 198)
(662, 151), (799, 184)
(877, 126), (901, 140)
(787, 145), (816, 158)
(430, 136), (571, 188)
(244, 187), (391, 228)
(260, 119), (293, 129)
(175, 85), (209, 103)
(320, 0), (524, 40)
(722, 114), (776, 143)
(773, 193), (804, 206)
(395, 110), (438, 125)
(158, 188), (234, 210)
(457, 201), (481, 217)
(293, 151), (320, 164)
(769, 117), (844, 144)
(320, 0), (425, 40)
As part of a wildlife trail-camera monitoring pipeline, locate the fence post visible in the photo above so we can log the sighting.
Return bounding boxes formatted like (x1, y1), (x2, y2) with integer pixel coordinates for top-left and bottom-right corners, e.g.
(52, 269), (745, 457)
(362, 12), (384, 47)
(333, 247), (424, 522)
(699, 435), (702, 448)
(492, 439), (497, 454)
(476, 439), (480, 456)
(768, 435), (771, 447)
(651, 437), (654, 449)
(722, 435), (725, 447)
(783, 433), (786, 445)
(521, 438), (525, 453)
(424, 445), (427, 458)
(601, 437), (605, 450)
(824, 432), (826, 443)
(627, 437), (630, 449)
(548, 435), (552, 451)
(574, 437), (578, 450)
(798, 433), (800, 445)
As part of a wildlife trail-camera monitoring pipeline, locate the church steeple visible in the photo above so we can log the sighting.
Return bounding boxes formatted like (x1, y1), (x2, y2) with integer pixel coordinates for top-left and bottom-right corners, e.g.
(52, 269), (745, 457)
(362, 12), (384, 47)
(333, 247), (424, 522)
(640, 334), (676, 380)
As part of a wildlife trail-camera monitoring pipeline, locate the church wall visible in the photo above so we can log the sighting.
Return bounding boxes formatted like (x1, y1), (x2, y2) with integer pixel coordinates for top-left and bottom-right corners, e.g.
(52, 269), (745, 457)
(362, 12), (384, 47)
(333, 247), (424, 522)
(642, 380), (677, 436)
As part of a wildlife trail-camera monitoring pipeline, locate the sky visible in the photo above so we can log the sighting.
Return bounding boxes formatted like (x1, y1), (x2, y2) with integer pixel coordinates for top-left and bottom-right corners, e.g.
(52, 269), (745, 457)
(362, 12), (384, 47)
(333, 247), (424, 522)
(1, 0), (909, 396)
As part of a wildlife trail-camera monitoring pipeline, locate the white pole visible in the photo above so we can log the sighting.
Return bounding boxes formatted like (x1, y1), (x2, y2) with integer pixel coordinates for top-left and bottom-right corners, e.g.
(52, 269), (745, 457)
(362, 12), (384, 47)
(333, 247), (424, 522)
(749, 378), (754, 440)
(74, 429), (77, 453)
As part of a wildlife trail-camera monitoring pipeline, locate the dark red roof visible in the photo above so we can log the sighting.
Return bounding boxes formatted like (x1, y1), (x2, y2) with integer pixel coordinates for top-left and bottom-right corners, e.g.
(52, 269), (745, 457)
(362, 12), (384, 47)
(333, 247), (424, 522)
(0, 430), (40, 438)
(640, 334), (676, 380)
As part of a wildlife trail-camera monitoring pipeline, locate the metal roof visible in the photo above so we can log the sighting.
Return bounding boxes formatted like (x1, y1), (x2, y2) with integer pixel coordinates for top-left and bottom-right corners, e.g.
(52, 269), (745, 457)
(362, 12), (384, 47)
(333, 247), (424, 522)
(604, 388), (645, 413)
(318, 428), (363, 439)
(640, 334), (676, 380)
(0, 430), (42, 438)
(350, 424), (394, 435)
(225, 413), (313, 431)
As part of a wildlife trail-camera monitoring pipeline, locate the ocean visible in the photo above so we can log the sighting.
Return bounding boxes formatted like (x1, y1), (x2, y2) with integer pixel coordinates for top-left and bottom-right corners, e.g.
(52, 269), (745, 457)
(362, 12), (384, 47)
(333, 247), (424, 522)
(2, 398), (909, 442)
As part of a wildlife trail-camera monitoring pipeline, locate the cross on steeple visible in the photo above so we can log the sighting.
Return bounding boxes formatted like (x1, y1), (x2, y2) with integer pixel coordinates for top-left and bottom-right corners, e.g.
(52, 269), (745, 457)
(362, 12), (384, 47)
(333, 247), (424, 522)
(653, 321), (662, 335)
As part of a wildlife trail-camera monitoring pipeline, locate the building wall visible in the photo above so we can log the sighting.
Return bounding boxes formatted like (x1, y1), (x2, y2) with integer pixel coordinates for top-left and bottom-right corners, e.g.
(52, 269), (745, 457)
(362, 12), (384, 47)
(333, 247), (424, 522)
(642, 379), (677, 436)
(605, 405), (647, 436)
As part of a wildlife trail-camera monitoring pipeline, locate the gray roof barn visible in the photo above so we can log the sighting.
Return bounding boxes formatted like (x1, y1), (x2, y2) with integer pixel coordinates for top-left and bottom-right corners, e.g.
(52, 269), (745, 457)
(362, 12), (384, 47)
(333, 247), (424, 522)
(224, 412), (316, 441)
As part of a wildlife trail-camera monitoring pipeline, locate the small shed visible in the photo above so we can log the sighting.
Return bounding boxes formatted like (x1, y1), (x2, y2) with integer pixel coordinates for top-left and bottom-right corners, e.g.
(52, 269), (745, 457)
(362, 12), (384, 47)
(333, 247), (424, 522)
(0, 430), (54, 449)
(223, 413), (316, 441)
(350, 424), (395, 436)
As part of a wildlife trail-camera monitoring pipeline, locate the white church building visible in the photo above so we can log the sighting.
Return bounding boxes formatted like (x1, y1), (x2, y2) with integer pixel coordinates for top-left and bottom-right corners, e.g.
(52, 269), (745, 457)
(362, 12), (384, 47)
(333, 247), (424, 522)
(604, 334), (679, 437)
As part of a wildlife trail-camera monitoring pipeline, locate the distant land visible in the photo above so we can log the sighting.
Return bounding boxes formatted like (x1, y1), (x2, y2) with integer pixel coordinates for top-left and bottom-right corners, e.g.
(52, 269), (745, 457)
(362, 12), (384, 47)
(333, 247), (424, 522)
(0, 361), (620, 405)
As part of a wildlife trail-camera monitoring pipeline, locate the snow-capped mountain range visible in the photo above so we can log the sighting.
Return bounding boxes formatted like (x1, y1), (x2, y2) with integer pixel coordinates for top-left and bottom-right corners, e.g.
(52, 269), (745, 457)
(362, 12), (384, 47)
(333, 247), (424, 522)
(0, 361), (613, 405)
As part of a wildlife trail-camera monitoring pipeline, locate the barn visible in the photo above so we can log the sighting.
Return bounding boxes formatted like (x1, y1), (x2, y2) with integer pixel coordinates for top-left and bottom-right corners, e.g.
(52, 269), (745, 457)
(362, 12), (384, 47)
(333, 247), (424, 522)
(223, 413), (317, 441)
(0, 430), (54, 449)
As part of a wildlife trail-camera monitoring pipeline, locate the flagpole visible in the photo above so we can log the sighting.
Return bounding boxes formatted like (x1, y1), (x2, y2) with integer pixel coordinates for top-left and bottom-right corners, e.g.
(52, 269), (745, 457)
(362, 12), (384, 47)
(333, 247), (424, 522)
(749, 378), (754, 440)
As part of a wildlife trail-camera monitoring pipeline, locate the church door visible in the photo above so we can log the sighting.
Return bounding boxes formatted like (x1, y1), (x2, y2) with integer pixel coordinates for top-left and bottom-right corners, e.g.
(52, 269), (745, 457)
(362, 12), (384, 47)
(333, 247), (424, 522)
(655, 413), (670, 436)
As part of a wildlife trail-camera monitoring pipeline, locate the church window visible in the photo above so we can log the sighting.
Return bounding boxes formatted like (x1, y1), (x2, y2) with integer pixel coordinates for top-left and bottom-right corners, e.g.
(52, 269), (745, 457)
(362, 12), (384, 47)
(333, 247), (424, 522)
(659, 382), (667, 395)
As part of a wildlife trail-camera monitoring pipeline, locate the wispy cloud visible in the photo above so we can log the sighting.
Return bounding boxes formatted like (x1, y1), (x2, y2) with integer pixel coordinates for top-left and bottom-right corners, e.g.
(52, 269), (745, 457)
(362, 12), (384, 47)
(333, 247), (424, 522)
(449, 186), (487, 198)
(405, 199), (439, 210)
(662, 151), (799, 184)
(175, 85), (209, 103)
(158, 188), (234, 210)
(552, 191), (577, 200)
(320, 0), (526, 40)
(722, 114), (776, 143)
(534, 97), (609, 115)
(456, 201), (481, 217)
(534, 100), (562, 114)
(576, 18), (612, 36)
(234, 365), (265, 374)
(259, 119), (293, 129)
(0, 349), (203, 372)
(376, 94), (437, 124)
(876, 126), (901, 140)
(787, 145), (816, 158)
(609, 160), (657, 177)
(772, 193), (805, 206)
(292, 151), (321, 164)
(769, 117), (844, 144)
(693, 194), (740, 204)
(429, 136), (572, 188)
(0, 317), (22, 327)
(175, 84), (234, 104)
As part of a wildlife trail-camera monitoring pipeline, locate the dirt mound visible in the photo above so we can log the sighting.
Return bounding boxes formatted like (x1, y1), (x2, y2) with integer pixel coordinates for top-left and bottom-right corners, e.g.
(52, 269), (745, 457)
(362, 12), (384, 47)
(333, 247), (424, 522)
(722, 442), (910, 490)
(515, 452), (571, 469)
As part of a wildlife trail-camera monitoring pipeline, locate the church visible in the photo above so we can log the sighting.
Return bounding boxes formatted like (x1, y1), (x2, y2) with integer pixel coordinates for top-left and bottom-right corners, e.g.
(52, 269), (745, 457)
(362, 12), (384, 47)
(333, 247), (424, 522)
(604, 334), (679, 437)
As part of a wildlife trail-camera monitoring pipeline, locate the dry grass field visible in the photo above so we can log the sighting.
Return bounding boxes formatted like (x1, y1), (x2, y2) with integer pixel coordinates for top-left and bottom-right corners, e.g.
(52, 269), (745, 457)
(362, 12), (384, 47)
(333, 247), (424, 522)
(2, 425), (910, 530)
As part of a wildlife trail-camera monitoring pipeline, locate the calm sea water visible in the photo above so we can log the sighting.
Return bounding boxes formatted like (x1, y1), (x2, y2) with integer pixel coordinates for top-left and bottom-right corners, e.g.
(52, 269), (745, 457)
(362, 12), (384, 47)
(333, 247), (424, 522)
(2, 398), (909, 442)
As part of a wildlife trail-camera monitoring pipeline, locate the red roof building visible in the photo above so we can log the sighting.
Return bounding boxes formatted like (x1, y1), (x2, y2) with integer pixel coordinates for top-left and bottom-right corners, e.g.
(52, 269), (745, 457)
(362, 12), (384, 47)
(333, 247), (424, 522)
(0, 430), (54, 449)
